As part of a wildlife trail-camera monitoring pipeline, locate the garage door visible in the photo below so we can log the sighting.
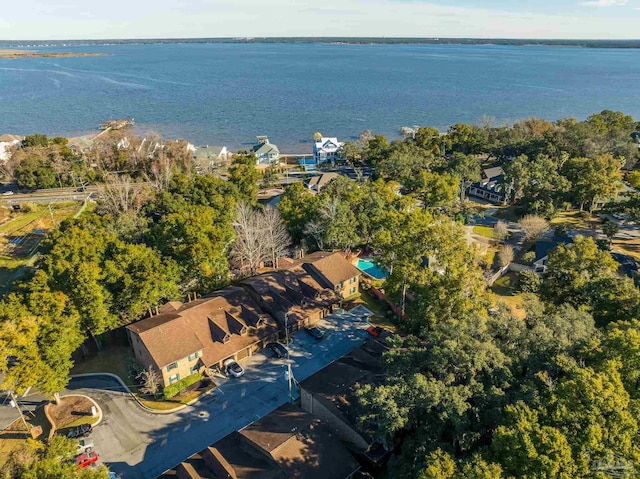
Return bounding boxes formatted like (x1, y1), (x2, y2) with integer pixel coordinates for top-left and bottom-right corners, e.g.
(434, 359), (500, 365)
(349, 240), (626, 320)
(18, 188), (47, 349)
(236, 347), (250, 361)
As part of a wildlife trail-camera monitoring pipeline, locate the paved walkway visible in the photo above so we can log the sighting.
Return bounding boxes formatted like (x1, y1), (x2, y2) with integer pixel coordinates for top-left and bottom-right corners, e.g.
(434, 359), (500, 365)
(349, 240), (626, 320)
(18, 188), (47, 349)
(67, 310), (370, 479)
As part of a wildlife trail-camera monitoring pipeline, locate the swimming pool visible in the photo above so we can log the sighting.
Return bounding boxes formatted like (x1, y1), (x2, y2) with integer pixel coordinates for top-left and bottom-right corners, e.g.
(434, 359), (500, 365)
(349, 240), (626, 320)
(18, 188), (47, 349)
(356, 258), (389, 280)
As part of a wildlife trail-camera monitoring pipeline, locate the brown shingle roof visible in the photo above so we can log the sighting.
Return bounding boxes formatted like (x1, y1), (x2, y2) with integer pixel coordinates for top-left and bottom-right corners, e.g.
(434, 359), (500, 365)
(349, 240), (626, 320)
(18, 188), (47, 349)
(0, 134), (22, 143)
(127, 287), (278, 369)
(299, 252), (361, 289)
(240, 404), (360, 479)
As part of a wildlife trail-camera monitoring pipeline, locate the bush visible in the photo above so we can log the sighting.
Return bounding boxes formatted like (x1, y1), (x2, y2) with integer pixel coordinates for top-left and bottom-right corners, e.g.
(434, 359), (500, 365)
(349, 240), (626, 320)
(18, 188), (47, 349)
(163, 373), (202, 399)
(520, 251), (536, 265)
(518, 270), (541, 293)
(19, 202), (39, 213)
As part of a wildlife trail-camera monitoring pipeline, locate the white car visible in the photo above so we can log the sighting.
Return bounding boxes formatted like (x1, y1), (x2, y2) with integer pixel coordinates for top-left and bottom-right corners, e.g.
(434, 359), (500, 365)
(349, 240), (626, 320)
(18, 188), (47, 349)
(223, 358), (245, 378)
(76, 439), (94, 454)
(1, 191), (14, 196)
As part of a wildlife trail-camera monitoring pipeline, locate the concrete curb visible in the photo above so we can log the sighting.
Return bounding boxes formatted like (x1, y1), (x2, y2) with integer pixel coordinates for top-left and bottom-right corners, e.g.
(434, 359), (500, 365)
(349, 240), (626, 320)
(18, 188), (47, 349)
(69, 373), (213, 415)
(44, 394), (102, 438)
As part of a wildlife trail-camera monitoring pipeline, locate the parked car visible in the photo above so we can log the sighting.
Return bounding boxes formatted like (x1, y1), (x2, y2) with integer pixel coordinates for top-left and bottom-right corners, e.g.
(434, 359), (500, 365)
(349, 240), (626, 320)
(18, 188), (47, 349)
(305, 327), (324, 340)
(267, 342), (288, 358)
(223, 358), (245, 378)
(76, 439), (94, 454)
(67, 423), (92, 439)
(1, 191), (14, 196)
(366, 325), (383, 337)
(75, 451), (99, 469)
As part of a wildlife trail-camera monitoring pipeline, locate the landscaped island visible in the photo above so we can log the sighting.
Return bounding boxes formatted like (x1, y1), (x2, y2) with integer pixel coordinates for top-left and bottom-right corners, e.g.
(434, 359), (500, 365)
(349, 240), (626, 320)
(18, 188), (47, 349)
(0, 49), (106, 59)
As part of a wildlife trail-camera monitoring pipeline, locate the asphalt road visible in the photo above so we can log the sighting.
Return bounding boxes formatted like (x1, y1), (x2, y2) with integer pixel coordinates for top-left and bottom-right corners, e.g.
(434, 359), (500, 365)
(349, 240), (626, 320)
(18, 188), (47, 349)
(66, 309), (370, 478)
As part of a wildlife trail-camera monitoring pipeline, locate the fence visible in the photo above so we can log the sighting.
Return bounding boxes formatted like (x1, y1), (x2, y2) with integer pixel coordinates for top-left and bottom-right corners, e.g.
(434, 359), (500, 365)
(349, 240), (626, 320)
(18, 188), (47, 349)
(370, 285), (408, 320)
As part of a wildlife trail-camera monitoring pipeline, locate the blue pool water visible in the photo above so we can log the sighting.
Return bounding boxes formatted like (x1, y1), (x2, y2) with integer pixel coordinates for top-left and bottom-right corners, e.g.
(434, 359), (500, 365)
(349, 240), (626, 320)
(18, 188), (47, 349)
(356, 258), (388, 280)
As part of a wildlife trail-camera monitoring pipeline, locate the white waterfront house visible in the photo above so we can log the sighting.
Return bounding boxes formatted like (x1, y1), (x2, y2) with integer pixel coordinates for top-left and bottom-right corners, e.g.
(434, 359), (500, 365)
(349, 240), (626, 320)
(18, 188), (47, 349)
(313, 137), (344, 165)
(252, 136), (280, 166)
(0, 134), (23, 162)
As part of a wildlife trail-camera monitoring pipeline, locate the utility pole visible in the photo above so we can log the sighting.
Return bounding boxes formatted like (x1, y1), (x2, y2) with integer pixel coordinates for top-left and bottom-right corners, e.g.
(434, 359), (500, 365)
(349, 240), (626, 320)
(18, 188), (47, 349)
(8, 390), (30, 432)
(48, 204), (55, 228)
(286, 363), (293, 404)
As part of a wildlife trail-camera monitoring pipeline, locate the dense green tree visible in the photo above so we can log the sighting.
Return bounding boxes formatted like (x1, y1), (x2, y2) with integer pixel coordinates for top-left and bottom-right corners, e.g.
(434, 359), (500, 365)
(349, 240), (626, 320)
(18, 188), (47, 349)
(228, 152), (259, 203)
(277, 182), (321, 244)
(445, 123), (490, 155)
(405, 171), (458, 210)
(564, 154), (623, 211)
(362, 134), (390, 166)
(14, 154), (57, 189)
(541, 235), (640, 325)
(0, 272), (83, 397)
(21, 134), (50, 148)
(4, 436), (110, 479)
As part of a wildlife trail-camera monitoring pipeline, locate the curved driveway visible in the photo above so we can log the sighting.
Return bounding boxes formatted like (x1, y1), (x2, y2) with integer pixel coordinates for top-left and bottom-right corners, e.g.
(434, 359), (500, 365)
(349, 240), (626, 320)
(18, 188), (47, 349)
(66, 310), (369, 479)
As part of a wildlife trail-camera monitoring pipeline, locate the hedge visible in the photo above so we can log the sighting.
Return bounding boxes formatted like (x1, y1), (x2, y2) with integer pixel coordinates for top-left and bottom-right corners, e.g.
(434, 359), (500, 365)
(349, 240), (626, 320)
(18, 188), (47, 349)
(163, 373), (202, 399)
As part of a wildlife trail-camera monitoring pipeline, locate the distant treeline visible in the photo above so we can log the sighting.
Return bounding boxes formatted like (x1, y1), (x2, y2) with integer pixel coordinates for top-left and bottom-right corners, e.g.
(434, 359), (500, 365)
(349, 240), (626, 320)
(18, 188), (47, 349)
(2, 37), (640, 48)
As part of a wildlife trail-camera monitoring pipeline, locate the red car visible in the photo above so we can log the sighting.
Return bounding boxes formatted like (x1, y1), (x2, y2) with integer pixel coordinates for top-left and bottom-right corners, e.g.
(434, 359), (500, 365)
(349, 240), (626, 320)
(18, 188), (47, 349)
(76, 451), (99, 469)
(366, 325), (383, 337)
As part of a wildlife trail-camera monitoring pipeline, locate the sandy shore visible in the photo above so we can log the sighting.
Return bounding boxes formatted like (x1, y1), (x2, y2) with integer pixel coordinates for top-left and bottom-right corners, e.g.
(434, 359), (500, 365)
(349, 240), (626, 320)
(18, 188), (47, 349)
(0, 49), (107, 59)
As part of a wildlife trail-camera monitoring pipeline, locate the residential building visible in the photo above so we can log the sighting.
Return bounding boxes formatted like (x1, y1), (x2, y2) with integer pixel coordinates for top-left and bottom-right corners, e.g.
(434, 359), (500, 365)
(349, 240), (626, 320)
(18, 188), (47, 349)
(299, 338), (390, 466)
(313, 137), (344, 165)
(0, 134), (23, 162)
(533, 237), (573, 273)
(194, 145), (229, 172)
(252, 136), (280, 166)
(126, 286), (279, 387)
(305, 172), (341, 194)
(157, 403), (360, 479)
(291, 251), (362, 299)
(468, 166), (507, 204)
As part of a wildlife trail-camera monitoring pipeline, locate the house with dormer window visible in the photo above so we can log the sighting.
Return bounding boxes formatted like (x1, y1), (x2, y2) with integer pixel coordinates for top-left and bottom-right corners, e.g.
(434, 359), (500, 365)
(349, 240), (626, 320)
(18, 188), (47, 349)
(126, 286), (279, 386)
(313, 137), (344, 165)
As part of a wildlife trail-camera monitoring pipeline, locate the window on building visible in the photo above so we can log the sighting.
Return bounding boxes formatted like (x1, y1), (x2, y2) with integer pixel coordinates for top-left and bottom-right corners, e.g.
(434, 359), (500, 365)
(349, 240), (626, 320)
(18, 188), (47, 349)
(190, 365), (199, 375)
(187, 352), (199, 362)
(350, 286), (357, 295)
(168, 373), (180, 385)
(350, 277), (357, 284)
(167, 362), (178, 372)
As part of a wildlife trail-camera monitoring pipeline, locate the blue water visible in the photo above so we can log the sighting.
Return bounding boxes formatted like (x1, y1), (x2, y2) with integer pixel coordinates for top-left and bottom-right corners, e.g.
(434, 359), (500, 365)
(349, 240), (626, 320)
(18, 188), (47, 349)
(356, 258), (388, 280)
(1, 43), (640, 151)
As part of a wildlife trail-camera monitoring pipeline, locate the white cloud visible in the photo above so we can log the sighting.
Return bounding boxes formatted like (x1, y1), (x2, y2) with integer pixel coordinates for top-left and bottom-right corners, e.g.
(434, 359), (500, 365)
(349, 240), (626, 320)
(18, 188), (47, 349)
(582, 0), (629, 6)
(1, 0), (640, 40)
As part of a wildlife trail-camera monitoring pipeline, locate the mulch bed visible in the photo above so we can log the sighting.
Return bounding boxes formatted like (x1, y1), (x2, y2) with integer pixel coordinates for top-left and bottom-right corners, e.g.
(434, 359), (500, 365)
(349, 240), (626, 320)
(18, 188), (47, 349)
(48, 396), (95, 430)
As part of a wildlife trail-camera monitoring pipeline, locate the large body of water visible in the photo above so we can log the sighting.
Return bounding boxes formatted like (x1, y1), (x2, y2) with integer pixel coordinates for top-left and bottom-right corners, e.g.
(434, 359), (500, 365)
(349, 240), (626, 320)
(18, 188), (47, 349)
(1, 43), (639, 151)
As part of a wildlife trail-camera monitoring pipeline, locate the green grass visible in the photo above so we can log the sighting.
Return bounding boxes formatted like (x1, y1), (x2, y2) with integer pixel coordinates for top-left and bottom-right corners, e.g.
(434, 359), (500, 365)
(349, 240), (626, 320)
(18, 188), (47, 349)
(485, 247), (498, 269)
(345, 288), (398, 332)
(472, 225), (496, 239)
(71, 345), (137, 390)
(490, 272), (526, 319)
(550, 210), (600, 230)
(492, 205), (520, 222)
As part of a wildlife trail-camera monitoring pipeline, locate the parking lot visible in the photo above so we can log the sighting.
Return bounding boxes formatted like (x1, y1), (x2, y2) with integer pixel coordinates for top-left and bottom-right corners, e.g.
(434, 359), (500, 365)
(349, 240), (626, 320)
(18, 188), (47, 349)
(66, 307), (372, 478)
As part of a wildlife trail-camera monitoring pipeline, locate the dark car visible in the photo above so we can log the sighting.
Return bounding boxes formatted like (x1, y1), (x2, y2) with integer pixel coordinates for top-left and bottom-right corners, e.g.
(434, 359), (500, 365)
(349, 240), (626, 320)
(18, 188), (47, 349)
(267, 342), (288, 358)
(305, 327), (324, 340)
(67, 423), (93, 439)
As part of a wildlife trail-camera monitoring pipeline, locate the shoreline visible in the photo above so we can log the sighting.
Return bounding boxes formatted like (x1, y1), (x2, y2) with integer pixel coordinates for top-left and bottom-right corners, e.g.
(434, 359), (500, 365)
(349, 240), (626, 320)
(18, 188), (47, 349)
(0, 49), (107, 59)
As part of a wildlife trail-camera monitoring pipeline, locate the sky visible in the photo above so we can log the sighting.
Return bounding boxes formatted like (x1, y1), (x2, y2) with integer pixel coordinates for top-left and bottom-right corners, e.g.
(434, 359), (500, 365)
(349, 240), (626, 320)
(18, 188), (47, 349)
(1, 0), (639, 40)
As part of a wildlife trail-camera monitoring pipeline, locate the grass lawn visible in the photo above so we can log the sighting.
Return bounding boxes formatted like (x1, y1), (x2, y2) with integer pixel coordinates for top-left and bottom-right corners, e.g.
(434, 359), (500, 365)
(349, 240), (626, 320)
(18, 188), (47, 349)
(0, 407), (52, 468)
(550, 210), (600, 230)
(49, 396), (99, 432)
(345, 288), (398, 332)
(472, 225), (496, 239)
(490, 272), (527, 319)
(71, 345), (214, 411)
(71, 345), (136, 390)
(492, 205), (520, 222)
(0, 201), (83, 296)
(612, 238), (640, 260)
